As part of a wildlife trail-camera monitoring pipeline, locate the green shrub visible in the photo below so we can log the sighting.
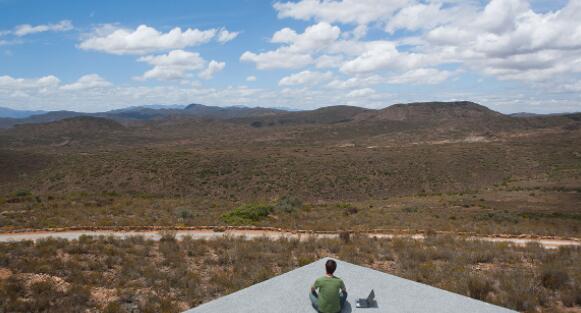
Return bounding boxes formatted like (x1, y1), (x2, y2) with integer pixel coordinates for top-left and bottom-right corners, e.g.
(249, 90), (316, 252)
(221, 204), (273, 225)
(175, 207), (194, 219)
(14, 190), (31, 197)
(274, 195), (302, 213)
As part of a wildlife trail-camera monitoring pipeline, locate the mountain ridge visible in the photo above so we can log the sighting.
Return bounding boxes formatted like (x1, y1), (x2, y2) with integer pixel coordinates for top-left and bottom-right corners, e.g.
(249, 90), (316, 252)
(0, 101), (579, 130)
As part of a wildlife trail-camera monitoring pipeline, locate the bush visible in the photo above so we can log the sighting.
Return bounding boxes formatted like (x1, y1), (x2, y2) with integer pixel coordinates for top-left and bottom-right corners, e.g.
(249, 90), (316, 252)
(561, 284), (581, 307)
(159, 230), (177, 242)
(221, 204), (273, 225)
(541, 266), (569, 290)
(467, 274), (494, 301)
(175, 207), (194, 219)
(339, 231), (351, 243)
(14, 190), (31, 197)
(274, 195), (302, 213)
(343, 207), (358, 216)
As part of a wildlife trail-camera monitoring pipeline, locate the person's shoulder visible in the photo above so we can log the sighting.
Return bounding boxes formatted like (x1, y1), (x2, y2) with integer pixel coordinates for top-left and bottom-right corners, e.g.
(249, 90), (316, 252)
(333, 276), (344, 283)
(315, 276), (326, 282)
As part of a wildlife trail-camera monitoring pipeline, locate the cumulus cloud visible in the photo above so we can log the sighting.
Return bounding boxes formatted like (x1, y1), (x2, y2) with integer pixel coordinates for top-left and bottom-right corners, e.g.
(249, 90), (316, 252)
(326, 75), (383, 90)
(241, 22), (340, 69)
(387, 68), (454, 85)
(5, 1), (581, 113)
(315, 54), (344, 68)
(385, 3), (450, 34)
(274, 0), (411, 25)
(217, 28), (239, 43)
(347, 87), (375, 98)
(13, 20), (73, 36)
(268, 0), (581, 87)
(421, 0), (581, 82)
(199, 60), (226, 80)
(278, 70), (333, 86)
(137, 50), (206, 80)
(60, 74), (112, 90)
(340, 41), (429, 74)
(79, 24), (217, 55)
(241, 50), (314, 70)
(0, 75), (60, 90)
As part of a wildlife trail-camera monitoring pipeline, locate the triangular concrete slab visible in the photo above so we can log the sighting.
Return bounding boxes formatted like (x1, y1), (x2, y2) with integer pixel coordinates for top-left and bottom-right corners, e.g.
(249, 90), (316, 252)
(184, 257), (516, 313)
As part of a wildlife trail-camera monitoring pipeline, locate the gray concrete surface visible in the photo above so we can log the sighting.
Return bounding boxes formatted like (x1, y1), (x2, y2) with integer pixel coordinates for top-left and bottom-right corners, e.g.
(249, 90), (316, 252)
(184, 257), (516, 313)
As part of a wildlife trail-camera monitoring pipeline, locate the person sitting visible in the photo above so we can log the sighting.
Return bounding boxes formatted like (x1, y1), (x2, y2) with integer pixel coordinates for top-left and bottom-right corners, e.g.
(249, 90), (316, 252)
(309, 259), (347, 313)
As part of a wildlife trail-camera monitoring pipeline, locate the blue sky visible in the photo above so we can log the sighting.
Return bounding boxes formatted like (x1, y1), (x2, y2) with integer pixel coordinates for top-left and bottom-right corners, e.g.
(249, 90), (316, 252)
(0, 0), (580, 113)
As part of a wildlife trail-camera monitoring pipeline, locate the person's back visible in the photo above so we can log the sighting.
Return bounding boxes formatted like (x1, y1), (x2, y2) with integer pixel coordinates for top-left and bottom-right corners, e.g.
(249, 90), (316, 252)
(310, 259), (347, 313)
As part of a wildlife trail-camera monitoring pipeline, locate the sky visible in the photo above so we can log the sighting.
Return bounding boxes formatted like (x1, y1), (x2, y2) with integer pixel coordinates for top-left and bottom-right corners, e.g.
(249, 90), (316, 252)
(0, 0), (580, 113)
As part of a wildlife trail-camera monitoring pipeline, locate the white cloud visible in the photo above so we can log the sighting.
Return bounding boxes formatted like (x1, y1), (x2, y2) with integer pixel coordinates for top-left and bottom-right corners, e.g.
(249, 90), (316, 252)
(421, 0), (581, 82)
(347, 87), (375, 98)
(0, 75), (60, 90)
(560, 81), (581, 92)
(137, 50), (206, 80)
(199, 60), (226, 80)
(60, 74), (112, 90)
(2, 73), (581, 114)
(278, 70), (333, 86)
(315, 54), (344, 68)
(274, 0), (411, 25)
(13, 20), (73, 37)
(349, 24), (368, 40)
(271, 27), (298, 43)
(4, 1), (581, 114)
(387, 68), (454, 85)
(79, 24), (217, 55)
(241, 50), (314, 69)
(340, 41), (428, 74)
(385, 3), (450, 34)
(241, 22), (340, 69)
(217, 28), (239, 43)
(326, 75), (383, 90)
(270, 0), (581, 86)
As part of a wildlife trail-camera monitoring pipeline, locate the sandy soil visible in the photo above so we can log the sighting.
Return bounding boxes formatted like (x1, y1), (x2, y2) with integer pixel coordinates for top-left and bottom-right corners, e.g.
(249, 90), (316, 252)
(0, 228), (579, 249)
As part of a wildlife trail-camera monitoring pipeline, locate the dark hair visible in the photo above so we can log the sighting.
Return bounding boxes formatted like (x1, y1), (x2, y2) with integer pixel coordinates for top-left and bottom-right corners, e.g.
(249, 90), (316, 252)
(325, 259), (337, 274)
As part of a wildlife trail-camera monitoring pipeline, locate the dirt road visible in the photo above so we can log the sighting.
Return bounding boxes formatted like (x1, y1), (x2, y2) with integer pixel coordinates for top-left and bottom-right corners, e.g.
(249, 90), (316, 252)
(0, 228), (579, 249)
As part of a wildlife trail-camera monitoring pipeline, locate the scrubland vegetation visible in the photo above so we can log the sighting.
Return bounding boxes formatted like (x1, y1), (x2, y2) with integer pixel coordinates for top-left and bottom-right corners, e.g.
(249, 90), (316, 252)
(1, 123), (580, 236)
(1, 186), (579, 237)
(0, 102), (580, 312)
(1, 235), (580, 313)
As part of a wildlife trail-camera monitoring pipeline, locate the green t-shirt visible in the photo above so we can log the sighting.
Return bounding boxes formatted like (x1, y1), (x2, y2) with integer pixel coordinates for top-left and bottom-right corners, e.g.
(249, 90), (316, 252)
(313, 275), (345, 313)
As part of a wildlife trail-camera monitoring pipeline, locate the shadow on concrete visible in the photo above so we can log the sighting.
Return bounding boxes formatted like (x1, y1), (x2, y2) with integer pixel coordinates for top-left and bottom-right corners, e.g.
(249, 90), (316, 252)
(341, 301), (352, 313)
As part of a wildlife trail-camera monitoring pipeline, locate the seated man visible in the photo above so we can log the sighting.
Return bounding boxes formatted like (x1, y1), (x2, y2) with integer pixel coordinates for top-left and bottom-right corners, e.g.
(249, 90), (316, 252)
(309, 259), (347, 313)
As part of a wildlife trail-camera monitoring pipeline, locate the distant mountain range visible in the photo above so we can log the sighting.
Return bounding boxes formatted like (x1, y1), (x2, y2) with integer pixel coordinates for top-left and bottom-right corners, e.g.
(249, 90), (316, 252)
(0, 102), (579, 130)
(0, 106), (47, 119)
(0, 104), (285, 128)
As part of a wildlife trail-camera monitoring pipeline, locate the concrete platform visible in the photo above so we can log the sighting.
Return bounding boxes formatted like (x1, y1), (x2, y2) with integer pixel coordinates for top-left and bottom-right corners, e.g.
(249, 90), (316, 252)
(184, 257), (516, 313)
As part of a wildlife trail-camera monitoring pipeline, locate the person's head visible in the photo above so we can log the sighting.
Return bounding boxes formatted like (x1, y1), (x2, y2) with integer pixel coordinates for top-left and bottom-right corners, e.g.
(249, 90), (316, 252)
(325, 259), (337, 275)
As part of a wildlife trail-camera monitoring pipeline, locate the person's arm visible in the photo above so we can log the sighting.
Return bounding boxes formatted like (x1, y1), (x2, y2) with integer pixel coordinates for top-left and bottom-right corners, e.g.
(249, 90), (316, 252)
(340, 280), (347, 294)
(311, 279), (319, 294)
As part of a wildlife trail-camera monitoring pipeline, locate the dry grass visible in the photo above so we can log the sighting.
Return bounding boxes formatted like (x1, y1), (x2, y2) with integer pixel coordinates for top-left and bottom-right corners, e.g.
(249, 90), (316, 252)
(0, 235), (580, 312)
